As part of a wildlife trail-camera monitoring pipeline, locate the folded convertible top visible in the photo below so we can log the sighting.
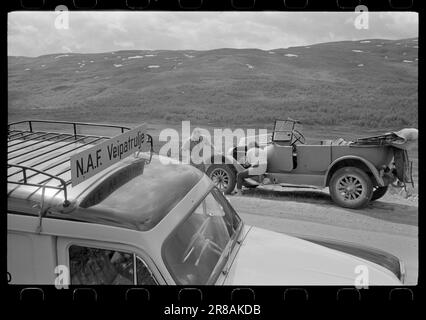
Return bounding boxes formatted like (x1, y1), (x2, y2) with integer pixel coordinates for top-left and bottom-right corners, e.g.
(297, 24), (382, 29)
(352, 128), (418, 150)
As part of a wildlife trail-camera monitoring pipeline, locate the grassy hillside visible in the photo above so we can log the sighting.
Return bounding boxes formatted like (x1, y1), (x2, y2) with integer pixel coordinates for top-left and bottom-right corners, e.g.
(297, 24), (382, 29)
(8, 38), (418, 129)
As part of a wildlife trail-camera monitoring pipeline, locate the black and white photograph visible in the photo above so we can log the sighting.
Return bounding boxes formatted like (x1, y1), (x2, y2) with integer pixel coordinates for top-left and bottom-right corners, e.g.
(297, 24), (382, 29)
(7, 9), (418, 289)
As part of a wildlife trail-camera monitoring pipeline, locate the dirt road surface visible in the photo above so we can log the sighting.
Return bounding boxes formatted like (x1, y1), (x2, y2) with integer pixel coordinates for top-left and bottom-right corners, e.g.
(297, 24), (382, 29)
(226, 186), (418, 285)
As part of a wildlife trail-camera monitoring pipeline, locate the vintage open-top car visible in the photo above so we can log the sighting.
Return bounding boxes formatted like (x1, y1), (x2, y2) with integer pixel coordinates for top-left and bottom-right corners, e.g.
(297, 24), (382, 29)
(206, 119), (417, 209)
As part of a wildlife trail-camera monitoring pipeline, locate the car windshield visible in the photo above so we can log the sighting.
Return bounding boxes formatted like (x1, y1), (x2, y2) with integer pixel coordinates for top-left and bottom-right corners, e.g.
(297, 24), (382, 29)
(163, 188), (242, 285)
(273, 120), (302, 142)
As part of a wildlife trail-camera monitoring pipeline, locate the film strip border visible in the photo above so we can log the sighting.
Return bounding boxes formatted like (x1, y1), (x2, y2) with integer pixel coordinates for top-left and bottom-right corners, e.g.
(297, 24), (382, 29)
(8, 286), (418, 304)
(6, 0), (419, 11)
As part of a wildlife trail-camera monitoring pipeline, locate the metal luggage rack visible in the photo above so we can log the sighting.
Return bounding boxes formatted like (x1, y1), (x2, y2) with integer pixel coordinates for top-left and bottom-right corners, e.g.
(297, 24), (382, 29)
(8, 120), (154, 206)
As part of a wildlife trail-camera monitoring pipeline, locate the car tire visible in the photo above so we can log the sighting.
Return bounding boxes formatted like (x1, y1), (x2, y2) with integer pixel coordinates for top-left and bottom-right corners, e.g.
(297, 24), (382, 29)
(206, 164), (236, 194)
(371, 186), (389, 201)
(329, 167), (373, 209)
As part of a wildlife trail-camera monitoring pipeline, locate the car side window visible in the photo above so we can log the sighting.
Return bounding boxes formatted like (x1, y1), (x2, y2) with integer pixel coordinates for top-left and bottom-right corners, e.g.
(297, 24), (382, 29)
(69, 245), (157, 285)
(136, 257), (157, 285)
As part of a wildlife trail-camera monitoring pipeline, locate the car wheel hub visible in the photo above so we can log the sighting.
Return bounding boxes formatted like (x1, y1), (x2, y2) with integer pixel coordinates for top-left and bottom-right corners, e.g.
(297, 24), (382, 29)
(337, 175), (363, 201)
(211, 168), (229, 191)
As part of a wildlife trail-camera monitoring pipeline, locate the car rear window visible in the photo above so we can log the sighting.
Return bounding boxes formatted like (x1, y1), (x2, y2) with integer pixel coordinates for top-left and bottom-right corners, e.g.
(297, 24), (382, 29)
(74, 156), (204, 231)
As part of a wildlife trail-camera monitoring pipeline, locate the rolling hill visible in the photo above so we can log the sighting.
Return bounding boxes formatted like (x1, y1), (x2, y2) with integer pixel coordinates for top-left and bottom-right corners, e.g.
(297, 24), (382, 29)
(8, 38), (418, 129)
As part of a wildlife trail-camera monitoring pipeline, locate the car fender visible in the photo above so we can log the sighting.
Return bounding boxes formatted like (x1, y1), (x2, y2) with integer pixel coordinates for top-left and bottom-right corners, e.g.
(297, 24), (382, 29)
(204, 154), (245, 173)
(324, 156), (384, 187)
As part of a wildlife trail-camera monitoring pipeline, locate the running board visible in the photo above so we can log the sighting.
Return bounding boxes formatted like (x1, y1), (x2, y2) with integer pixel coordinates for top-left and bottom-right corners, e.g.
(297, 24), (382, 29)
(244, 178), (260, 185)
(279, 184), (320, 189)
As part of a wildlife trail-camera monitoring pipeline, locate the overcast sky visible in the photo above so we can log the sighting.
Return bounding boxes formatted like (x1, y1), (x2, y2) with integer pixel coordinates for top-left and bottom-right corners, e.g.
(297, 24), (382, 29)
(8, 11), (418, 57)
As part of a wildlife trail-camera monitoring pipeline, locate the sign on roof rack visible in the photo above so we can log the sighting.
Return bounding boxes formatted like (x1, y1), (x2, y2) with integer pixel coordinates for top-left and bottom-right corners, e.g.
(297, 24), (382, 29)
(70, 124), (149, 186)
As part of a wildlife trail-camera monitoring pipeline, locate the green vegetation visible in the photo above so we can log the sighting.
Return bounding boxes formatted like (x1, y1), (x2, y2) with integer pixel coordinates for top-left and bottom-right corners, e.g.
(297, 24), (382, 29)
(8, 38), (418, 130)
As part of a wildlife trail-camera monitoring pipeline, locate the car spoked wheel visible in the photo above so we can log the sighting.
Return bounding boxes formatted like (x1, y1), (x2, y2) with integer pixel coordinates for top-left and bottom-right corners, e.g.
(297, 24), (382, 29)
(206, 164), (236, 194)
(211, 168), (229, 190)
(337, 175), (364, 200)
(329, 167), (373, 209)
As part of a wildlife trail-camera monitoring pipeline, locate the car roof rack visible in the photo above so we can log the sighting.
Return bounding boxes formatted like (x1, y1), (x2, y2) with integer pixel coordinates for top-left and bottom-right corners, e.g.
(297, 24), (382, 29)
(8, 120), (153, 207)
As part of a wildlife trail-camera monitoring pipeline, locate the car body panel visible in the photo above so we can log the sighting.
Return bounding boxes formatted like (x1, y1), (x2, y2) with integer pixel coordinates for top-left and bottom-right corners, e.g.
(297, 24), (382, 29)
(223, 227), (401, 285)
(266, 144), (293, 172)
(331, 145), (394, 168)
(296, 145), (332, 172)
(204, 153), (245, 173)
